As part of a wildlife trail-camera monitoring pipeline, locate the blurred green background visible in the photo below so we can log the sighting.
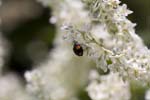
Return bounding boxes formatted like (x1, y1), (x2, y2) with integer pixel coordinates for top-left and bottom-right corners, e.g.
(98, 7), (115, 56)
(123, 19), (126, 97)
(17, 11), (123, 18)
(0, 0), (150, 79)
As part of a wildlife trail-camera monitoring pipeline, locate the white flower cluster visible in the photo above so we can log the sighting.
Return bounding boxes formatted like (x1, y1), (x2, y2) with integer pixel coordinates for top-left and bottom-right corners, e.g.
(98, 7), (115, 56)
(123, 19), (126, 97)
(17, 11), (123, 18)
(0, 74), (34, 100)
(25, 0), (93, 100)
(25, 55), (92, 100)
(87, 70), (130, 100)
(63, 0), (150, 86)
(25, 0), (150, 100)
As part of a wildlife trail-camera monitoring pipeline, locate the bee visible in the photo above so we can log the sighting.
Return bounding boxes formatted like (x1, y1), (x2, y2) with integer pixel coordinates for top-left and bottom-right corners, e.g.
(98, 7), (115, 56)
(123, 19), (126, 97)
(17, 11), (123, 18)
(73, 42), (83, 56)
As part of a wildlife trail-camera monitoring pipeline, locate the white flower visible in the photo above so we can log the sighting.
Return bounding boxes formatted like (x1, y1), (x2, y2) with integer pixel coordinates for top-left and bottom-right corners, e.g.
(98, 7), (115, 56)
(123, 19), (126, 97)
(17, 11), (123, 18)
(0, 74), (34, 100)
(29, 0), (150, 100)
(63, 0), (150, 86)
(87, 71), (131, 100)
(25, 46), (93, 100)
(102, 0), (121, 7)
(25, 1), (93, 100)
